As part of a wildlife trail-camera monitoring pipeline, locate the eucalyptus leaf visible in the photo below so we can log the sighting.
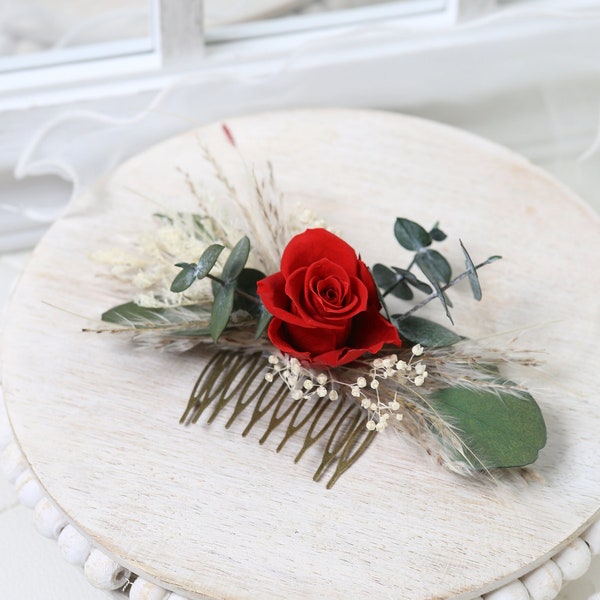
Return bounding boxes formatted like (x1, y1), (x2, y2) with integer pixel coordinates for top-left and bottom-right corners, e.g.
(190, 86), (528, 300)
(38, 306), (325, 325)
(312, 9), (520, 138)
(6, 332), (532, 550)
(415, 251), (453, 323)
(389, 280), (414, 300)
(415, 249), (452, 284)
(196, 244), (225, 279)
(210, 282), (236, 342)
(429, 226), (447, 241)
(255, 306), (272, 338)
(428, 387), (547, 469)
(391, 267), (433, 295)
(393, 315), (464, 347)
(170, 266), (197, 293)
(459, 240), (482, 301)
(222, 236), (251, 283)
(394, 218), (432, 251)
(234, 268), (267, 316)
(372, 264), (398, 289)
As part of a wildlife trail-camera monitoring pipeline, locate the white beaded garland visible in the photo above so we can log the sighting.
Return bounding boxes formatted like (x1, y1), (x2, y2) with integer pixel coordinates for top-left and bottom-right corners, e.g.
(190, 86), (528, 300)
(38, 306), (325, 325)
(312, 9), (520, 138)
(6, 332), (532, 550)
(0, 440), (27, 483)
(33, 496), (68, 539)
(482, 579), (530, 600)
(58, 524), (92, 566)
(520, 559), (563, 600)
(552, 537), (592, 581)
(129, 577), (169, 600)
(14, 468), (45, 508)
(84, 549), (130, 590)
(582, 519), (600, 555)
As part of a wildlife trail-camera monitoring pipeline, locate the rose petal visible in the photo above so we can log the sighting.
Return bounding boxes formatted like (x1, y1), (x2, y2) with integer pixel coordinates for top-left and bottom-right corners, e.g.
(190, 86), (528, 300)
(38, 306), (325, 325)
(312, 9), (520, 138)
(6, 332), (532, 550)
(281, 229), (360, 277)
(257, 272), (318, 328)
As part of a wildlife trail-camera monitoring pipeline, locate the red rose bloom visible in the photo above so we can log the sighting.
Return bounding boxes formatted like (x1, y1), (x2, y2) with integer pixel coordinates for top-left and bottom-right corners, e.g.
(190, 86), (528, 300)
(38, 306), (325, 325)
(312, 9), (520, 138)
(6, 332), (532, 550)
(256, 228), (401, 367)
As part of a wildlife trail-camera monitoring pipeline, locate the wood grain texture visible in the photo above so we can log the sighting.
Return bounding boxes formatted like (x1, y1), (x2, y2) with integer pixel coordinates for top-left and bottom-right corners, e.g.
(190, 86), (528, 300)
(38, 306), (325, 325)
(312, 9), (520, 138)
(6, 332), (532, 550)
(2, 109), (599, 600)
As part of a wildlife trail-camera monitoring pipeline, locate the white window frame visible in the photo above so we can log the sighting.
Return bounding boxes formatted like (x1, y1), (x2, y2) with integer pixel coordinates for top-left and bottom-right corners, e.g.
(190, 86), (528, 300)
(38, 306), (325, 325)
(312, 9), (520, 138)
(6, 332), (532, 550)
(0, 0), (495, 105)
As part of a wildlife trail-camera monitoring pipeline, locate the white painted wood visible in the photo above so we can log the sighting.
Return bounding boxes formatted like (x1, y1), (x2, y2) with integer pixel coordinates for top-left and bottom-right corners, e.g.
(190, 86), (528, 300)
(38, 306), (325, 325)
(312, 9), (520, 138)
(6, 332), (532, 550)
(154, 0), (203, 68)
(521, 560), (563, 600)
(84, 549), (130, 590)
(129, 577), (169, 600)
(553, 538), (593, 582)
(58, 524), (93, 566)
(2, 110), (599, 599)
(14, 468), (45, 508)
(34, 497), (68, 539)
(582, 520), (600, 555)
(483, 580), (530, 599)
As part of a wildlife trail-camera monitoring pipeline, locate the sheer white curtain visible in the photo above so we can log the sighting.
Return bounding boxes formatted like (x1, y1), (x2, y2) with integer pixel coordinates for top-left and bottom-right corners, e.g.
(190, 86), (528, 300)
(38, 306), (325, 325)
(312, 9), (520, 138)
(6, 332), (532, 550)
(6, 4), (600, 250)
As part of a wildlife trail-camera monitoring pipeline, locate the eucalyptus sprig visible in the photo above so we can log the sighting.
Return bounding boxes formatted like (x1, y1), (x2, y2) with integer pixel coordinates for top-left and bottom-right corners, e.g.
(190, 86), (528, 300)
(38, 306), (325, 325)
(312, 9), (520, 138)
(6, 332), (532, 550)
(373, 218), (500, 347)
(170, 236), (271, 341)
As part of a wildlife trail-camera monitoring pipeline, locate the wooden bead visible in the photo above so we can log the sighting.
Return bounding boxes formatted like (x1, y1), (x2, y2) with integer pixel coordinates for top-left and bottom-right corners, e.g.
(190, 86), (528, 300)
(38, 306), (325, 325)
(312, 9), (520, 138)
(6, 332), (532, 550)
(552, 537), (591, 581)
(14, 468), (45, 508)
(128, 577), (169, 600)
(483, 580), (530, 600)
(582, 519), (600, 555)
(520, 560), (563, 600)
(0, 440), (27, 483)
(84, 549), (130, 590)
(33, 496), (67, 539)
(58, 524), (92, 566)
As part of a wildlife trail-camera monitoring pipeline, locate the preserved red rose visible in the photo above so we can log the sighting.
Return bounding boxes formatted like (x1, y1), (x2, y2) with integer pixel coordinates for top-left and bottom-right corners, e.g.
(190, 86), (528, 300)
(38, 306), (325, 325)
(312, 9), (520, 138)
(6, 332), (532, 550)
(256, 228), (401, 367)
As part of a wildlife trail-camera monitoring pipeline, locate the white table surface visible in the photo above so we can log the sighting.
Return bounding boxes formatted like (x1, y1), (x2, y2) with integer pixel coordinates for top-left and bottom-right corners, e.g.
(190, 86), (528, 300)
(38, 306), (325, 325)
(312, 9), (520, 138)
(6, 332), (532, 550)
(1, 199), (599, 598)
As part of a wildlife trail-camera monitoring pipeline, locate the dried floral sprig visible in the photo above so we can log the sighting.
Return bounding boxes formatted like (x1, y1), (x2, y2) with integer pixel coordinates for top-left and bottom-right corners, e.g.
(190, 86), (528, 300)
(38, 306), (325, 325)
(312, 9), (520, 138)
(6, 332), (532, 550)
(96, 136), (546, 486)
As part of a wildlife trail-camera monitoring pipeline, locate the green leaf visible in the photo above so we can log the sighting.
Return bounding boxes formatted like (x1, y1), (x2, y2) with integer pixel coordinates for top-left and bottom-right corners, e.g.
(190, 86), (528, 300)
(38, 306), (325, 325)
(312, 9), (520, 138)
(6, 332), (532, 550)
(372, 264), (398, 289)
(170, 266), (197, 293)
(415, 251), (453, 323)
(372, 264), (413, 299)
(392, 267), (433, 295)
(101, 302), (210, 332)
(459, 240), (482, 301)
(210, 282), (235, 342)
(415, 249), (452, 284)
(222, 236), (251, 283)
(255, 306), (272, 338)
(196, 244), (225, 279)
(234, 268), (267, 316)
(429, 226), (447, 241)
(428, 387), (547, 469)
(394, 218), (432, 251)
(392, 315), (464, 347)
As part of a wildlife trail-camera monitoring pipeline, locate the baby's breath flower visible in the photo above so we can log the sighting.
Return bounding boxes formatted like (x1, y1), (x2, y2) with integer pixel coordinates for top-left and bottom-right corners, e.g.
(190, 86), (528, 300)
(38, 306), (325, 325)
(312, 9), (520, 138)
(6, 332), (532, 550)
(264, 372), (274, 383)
(414, 375), (425, 387)
(356, 376), (367, 388)
(412, 344), (424, 357)
(316, 373), (328, 385)
(329, 390), (339, 401)
(366, 420), (376, 431)
(317, 386), (328, 398)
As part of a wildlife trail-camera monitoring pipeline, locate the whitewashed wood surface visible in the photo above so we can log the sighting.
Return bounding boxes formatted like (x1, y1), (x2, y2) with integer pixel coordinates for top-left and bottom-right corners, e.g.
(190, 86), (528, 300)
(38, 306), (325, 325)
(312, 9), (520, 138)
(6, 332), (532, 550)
(2, 110), (600, 599)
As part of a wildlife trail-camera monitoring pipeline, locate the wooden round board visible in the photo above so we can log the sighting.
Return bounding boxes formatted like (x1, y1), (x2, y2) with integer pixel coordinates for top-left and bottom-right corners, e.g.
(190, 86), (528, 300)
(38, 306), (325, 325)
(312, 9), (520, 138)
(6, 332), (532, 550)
(2, 110), (600, 599)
